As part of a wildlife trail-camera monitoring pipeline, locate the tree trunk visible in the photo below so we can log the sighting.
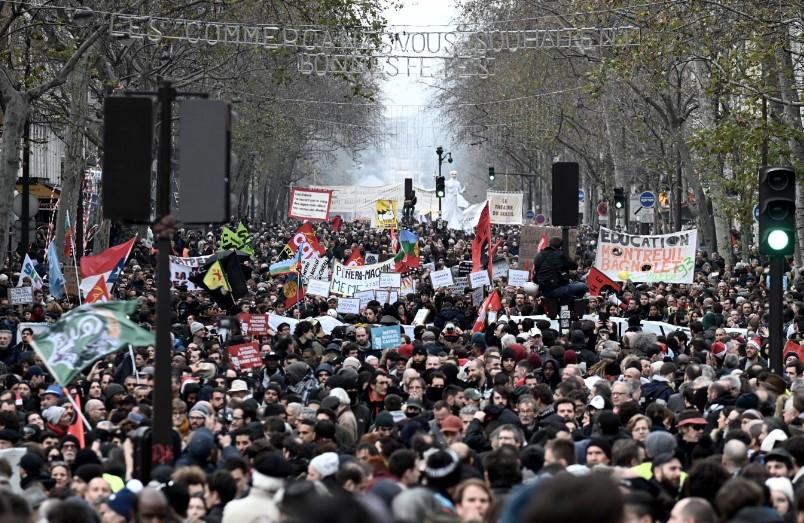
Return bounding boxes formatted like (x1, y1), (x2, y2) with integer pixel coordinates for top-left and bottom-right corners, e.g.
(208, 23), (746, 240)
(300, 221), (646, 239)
(775, 45), (804, 266)
(55, 55), (90, 258)
(0, 91), (29, 268)
(675, 136), (716, 252)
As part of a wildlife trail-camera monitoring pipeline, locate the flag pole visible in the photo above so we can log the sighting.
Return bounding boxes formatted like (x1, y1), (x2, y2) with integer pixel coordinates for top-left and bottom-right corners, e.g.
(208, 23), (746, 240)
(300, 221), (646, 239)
(67, 210), (82, 305)
(65, 392), (92, 431)
(29, 340), (92, 431)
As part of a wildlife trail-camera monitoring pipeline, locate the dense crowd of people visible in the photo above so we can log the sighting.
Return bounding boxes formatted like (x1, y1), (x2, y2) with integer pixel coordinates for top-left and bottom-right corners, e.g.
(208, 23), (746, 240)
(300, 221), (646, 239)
(0, 218), (803, 523)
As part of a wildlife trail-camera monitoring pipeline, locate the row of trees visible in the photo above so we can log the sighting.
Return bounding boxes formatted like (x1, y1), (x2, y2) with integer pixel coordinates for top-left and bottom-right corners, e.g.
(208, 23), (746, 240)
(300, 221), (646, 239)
(0, 0), (387, 267)
(439, 0), (804, 266)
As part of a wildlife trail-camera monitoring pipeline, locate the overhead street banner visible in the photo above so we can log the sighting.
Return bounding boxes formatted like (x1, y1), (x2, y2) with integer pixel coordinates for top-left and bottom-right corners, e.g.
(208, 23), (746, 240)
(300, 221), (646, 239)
(487, 191), (523, 225)
(287, 187), (332, 221)
(593, 227), (697, 284)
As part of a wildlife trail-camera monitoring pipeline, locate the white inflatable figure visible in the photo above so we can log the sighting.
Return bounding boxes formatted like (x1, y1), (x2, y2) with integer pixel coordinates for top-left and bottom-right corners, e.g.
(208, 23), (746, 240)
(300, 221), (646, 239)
(443, 170), (469, 230)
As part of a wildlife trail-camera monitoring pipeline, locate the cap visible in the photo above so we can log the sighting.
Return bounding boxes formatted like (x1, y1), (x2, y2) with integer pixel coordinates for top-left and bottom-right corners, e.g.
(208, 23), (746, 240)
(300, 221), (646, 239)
(464, 388), (482, 401)
(676, 410), (707, 427)
(588, 395), (605, 410)
(374, 411), (395, 428)
(441, 415), (463, 434)
(405, 398), (423, 410)
(39, 384), (63, 397)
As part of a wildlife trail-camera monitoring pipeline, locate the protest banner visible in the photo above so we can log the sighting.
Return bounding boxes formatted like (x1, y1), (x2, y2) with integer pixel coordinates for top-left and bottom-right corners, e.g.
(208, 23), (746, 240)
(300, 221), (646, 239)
(239, 313), (270, 335)
(287, 187), (332, 221)
(266, 314), (343, 335)
(371, 325), (402, 350)
(228, 341), (262, 370)
(593, 227), (697, 284)
(430, 268), (454, 289)
(330, 259), (395, 297)
(354, 290), (375, 309)
(487, 191), (523, 225)
(306, 279), (331, 297)
(302, 256), (330, 282)
(447, 276), (470, 295)
(492, 258), (510, 279)
(63, 266), (80, 296)
(170, 255), (212, 290)
(372, 199), (398, 229)
(472, 287), (485, 306)
(508, 269), (529, 288)
(412, 309), (430, 326)
(9, 286), (32, 305)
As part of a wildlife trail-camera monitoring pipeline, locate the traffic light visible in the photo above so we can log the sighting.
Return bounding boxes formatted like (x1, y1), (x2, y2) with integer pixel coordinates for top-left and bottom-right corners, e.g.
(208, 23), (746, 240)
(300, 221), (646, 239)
(759, 166), (796, 255)
(614, 187), (625, 209)
(436, 176), (445, 198)
(488, 166), (495, 181)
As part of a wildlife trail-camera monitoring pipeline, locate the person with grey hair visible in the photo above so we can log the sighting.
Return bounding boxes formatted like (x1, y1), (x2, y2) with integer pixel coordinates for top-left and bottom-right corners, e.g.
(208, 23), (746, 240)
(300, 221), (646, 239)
(722, 439), (748, 476)
(667, 497), (716, 523)
(490, 424), (525, 449)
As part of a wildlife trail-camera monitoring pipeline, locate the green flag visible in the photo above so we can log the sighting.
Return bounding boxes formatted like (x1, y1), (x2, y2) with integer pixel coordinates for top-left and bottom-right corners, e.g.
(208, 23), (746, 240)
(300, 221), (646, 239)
(31, 301), (156, 386)
(219, 223), (254, 257)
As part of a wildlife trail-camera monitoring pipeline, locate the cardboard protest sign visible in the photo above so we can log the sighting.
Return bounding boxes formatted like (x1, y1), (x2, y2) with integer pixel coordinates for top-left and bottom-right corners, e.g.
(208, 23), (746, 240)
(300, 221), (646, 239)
(371, 325), (402, 350)
(239, 313), (270, 335)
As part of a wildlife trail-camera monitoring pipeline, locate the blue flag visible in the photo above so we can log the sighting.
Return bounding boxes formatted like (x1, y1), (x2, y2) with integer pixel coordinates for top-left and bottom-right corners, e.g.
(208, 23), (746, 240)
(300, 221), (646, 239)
(48, 241), (65, 299)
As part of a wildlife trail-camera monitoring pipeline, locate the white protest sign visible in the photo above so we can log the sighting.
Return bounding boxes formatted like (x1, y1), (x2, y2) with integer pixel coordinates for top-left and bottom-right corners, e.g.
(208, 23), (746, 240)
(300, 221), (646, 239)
(412, 309), (430, 326)
(267, 314), (344, 335)
(430, 268), (454, 289)
(472, 287), (485, 306)
(492, 258), (510, 279)
(336, 298), (361, 315)
(170, 255), (212, 291)
(9, 286), (33, 305)
(287, 187), (332, 221)
(487, 191), (524, 225)
(469, 270), (490, 289)
(354, 290), (376, 309)
(508, 269), (529, 288)
(306, 279), (331, 297)
(380, 272), (401, 289)
(594, 227), (698, 284)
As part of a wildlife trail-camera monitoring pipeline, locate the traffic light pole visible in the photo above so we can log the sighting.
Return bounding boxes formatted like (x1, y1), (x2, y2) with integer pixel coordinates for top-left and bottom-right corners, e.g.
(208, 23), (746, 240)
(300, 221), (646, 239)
(769, 255), (784, 374)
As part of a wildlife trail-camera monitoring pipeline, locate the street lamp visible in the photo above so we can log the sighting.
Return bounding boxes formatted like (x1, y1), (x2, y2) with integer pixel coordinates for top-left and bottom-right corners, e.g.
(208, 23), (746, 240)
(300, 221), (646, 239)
(436, 146), (452, 220)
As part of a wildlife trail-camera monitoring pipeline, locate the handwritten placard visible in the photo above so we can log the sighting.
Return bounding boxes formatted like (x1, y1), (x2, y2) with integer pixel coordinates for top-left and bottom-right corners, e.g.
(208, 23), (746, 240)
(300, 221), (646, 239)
(336, 297), (361, 315)
(470, 270), (490, 289)
(379, 272), (401, 289)
(9, 287), (33, 305)
(306, 279), (331, 297)
(508, 269), (529, 288)
(430, 268), (454, 289)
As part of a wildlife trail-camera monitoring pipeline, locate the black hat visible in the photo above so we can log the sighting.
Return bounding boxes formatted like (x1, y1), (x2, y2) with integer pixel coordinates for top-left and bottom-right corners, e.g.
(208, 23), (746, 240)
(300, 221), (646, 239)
(254, 451), (293, 478)
(765, 448), (794, 468)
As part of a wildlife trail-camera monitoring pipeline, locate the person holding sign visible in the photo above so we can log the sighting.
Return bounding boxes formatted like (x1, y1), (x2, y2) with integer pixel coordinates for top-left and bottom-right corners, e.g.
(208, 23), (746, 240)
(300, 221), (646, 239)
(532, 237), (587, 300)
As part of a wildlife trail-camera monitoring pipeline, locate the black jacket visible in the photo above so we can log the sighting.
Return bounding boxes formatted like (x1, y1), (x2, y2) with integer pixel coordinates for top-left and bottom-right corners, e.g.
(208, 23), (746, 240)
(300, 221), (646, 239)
(533, 247), (577, 291)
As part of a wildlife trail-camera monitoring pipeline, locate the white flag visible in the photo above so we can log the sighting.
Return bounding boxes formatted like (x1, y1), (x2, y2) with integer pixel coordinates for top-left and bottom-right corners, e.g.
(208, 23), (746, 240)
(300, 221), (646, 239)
(18, 254), (44, 291)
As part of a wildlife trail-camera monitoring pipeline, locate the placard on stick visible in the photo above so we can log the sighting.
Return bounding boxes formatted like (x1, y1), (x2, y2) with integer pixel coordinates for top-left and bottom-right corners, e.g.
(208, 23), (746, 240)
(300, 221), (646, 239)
(9, 287), (32, 305)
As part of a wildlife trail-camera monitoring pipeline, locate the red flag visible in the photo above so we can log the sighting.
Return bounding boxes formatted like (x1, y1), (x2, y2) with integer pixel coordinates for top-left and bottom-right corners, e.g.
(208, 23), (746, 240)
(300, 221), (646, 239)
(67, 393), (85, 448)
(537, 233), (548, 252)
(282, 272), (305, 309)
(80, 236), (137, 278)
(85, 278), (111, 303)
(587, 267), (622, 296)
(472, 290), (502, 333)
(331, 215), (343, 232)
(282, 223), (326, 260)
(345, 248), (364, 267)
(64, 212), (74, 258)
(471, 202), (492, 273)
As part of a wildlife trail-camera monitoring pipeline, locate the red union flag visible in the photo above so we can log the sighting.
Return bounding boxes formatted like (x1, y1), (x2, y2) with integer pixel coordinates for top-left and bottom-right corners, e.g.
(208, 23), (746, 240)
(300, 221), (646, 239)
(282, 223), (325, 260)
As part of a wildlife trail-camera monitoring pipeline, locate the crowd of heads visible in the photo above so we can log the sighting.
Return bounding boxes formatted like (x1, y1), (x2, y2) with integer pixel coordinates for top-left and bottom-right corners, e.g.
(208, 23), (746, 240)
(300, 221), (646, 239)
(0, 219), (802, 522)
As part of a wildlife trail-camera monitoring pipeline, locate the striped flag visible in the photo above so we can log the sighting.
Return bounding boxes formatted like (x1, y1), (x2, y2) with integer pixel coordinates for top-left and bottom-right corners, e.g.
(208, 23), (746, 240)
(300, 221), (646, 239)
(64, 211), (74, 258)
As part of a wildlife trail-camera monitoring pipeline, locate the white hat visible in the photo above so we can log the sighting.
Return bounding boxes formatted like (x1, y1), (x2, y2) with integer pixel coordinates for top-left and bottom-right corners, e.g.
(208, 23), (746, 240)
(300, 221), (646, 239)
(229, 379), (249, 393)
(309, 452), (339, 477)
(529, 328), (542, 337)
(190, 322), (205, 335)
(766, 477), (794, 503)
(327, 309), (338, 318)
(588, 395), (605, 410)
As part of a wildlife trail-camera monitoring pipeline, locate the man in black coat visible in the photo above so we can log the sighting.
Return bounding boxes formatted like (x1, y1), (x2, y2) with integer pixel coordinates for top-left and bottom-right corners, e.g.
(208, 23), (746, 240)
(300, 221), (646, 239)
(533, 237), (586, 300)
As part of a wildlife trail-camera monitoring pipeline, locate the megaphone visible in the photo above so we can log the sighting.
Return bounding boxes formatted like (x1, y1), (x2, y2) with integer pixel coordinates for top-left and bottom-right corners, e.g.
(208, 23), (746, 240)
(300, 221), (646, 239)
(523, 282), (539, 297)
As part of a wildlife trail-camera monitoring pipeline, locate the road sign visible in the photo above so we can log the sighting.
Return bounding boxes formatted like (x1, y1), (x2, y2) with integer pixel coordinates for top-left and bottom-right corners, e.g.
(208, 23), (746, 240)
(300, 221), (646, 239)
(534, 214), (547, 225)
(753, 204), (759, 222)
(525, 209), (535, 219)
(596, 201), (608, 216)
(578, 189), (585, 202)
(639, 191), (656, 209)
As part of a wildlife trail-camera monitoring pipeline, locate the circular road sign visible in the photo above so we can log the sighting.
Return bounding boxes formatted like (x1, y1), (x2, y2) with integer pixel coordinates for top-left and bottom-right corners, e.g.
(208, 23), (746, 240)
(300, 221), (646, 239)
(596, 201), (608, 216)
(639, 191), (656, 209)
(578, 189), (585, 202)
(534, 214), (547, 225)
(525, 209), (535, 219)
(753, 204), (760, 222)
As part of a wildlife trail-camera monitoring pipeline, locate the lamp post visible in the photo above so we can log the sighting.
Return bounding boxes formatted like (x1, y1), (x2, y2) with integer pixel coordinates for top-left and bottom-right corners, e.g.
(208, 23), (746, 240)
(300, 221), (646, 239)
(435, 146), (452, 221)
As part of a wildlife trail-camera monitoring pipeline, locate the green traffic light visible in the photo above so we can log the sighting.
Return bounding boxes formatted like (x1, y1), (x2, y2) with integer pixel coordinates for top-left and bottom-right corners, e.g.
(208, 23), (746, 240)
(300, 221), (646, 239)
(768, 229), (790, 251)
(614, 202), (623, 209)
